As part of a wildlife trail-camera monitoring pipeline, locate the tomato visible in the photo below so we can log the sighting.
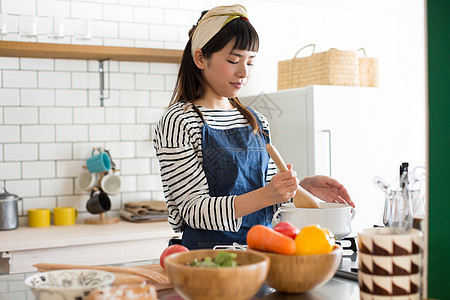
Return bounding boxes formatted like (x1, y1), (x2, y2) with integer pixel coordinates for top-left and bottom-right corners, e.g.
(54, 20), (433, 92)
(273, 221), (300, 239)
(159, 244), (189, 269)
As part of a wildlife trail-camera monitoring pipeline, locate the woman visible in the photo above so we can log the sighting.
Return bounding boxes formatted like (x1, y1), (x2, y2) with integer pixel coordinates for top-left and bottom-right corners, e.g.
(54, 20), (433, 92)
(153, 4), (354, 250)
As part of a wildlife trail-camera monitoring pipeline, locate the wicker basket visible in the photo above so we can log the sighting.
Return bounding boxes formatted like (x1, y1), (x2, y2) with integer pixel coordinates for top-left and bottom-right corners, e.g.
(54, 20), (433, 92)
(278, 45), (360, 90)
(358, 48), (379, 87)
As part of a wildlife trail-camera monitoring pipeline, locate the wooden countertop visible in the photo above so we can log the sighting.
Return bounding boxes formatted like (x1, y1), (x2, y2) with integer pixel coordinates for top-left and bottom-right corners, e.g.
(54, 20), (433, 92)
(0, 220), (177, 252)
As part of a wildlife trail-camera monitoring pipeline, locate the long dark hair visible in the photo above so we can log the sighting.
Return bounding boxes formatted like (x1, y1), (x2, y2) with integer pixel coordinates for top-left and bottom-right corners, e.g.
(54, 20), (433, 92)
(169, 15), (261, 133)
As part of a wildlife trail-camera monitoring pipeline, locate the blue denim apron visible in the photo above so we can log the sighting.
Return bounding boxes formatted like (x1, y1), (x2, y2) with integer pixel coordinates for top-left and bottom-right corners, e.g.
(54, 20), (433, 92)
(181, 105), (273, 250)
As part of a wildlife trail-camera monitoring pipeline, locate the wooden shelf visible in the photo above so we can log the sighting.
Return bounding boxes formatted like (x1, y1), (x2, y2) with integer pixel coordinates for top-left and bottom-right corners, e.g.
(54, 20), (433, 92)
(0, 41), (183, 63)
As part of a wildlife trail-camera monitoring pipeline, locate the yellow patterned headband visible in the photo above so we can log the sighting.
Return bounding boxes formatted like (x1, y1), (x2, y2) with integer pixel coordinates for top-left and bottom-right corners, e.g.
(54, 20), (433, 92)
(191, 4), (248, 59)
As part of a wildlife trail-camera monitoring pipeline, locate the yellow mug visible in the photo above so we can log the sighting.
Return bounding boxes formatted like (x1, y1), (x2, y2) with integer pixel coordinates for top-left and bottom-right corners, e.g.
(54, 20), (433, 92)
(28, 209), (51, 227)
(54, 207), (78, 226)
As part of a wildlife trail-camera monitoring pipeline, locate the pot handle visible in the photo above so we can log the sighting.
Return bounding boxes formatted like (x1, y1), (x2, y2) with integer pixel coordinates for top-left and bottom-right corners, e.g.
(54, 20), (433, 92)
(350, 207), (356, 221)
(272, 207), (283, 226)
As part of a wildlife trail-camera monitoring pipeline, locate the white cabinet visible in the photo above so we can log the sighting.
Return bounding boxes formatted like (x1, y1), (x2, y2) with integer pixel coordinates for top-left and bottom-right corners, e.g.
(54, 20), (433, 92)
(0, 221), (179, 274)
(241, 86), (425, 234)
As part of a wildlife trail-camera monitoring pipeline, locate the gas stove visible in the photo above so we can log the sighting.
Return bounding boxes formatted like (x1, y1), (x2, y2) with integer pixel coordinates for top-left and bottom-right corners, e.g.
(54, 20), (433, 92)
(335, 236), (359, 281)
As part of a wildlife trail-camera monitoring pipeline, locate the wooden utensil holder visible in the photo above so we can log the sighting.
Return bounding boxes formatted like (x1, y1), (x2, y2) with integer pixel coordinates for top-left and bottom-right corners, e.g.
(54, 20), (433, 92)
(85, 172), (120, 225)
(85, 212), (119, 224)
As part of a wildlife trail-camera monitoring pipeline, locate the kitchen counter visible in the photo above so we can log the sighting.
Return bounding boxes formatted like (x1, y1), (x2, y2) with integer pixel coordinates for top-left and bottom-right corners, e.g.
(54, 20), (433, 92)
(159, 278), (360, 300)
(0, 259), (361, 300)
(0, 220), (179, 274)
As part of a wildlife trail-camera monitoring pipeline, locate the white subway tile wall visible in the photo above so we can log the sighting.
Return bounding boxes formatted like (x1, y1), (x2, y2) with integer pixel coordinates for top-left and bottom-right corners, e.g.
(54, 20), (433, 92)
(38, 0), (70, 17)
(0, 0), (425, 228)
(0, 0), (196, 220)
(21, 125), (55, 142)
(0, 89), (20, 106)
(3, 70), (37, 88)
(22, 89), (55, 106)
(23, 161), (55, 178)
(0, 126), (20, 142)
(38, 71), (71, 89)
(20, 58), (54, 70)
(0, 57), (19, 69)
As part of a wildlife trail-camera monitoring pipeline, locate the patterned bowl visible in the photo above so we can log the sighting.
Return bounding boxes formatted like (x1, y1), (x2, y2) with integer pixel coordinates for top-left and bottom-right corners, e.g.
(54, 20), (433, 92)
(24, 269), (115, 300)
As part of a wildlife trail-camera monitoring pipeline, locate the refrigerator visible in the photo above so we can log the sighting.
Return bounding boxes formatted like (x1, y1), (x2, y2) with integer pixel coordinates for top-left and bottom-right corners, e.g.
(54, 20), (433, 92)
(241, 85), (426, 234)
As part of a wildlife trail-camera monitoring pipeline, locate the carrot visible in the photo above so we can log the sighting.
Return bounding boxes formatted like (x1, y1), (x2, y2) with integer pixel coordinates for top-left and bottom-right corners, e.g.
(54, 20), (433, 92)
(246, 225), (296, 255)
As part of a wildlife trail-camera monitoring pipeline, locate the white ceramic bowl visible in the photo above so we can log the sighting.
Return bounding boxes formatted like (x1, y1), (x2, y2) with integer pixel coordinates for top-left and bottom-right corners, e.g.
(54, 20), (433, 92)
(24, 269), (115, 300)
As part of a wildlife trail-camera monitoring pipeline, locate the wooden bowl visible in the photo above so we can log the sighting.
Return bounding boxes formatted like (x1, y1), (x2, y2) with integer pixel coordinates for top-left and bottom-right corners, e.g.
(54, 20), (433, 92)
(164, 249), (269, 300)
(249, 245), (342, 293)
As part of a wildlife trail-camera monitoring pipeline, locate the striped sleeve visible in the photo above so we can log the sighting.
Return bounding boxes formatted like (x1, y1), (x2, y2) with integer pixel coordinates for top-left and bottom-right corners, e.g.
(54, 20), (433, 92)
(153, 103), (242, 233)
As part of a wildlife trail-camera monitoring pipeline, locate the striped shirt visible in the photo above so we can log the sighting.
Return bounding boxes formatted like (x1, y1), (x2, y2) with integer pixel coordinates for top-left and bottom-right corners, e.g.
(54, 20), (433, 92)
(153, 102), (278, 233)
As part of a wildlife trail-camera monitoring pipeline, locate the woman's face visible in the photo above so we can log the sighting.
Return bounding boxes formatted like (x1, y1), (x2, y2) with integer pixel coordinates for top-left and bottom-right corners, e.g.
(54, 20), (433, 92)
(201, 40), (256, 100)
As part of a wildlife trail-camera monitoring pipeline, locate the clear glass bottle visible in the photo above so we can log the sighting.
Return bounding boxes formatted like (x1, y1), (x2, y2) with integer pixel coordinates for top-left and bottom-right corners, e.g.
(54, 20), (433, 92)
(383, 163), (414, 232)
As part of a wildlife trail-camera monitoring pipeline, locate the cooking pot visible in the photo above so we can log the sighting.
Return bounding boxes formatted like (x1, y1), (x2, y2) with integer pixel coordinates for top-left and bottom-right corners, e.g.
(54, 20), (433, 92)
(272, 202), (356, 239)
(0, 187), (22, 230)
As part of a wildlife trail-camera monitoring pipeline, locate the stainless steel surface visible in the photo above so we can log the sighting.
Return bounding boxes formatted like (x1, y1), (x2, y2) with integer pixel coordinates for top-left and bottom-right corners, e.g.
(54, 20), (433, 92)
(98, 59), (110, 107)
(334, 237), (359, 281)
(0, 187), (20, 231)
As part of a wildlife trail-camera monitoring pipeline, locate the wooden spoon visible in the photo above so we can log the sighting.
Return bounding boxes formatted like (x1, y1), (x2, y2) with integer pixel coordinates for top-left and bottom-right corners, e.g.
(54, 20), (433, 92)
(266, 144), (320, 208)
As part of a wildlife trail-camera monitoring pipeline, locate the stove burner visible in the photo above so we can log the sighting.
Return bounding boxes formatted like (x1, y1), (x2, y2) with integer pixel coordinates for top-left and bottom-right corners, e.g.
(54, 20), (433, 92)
(336, 236), (358, 253)
(335, 236), (359, 281)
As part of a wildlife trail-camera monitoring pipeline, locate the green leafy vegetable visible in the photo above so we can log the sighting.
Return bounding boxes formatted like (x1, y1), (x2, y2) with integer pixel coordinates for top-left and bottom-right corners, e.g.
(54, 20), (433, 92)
(189, 251), (238, 268)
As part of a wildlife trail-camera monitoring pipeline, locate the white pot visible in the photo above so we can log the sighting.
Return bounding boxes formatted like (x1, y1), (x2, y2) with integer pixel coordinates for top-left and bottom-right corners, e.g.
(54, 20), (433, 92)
(272, 202), (356, 239)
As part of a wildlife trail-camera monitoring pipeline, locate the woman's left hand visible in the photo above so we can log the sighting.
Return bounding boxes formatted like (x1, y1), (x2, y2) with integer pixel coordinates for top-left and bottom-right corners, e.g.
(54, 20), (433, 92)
(300, 175), (355, 208)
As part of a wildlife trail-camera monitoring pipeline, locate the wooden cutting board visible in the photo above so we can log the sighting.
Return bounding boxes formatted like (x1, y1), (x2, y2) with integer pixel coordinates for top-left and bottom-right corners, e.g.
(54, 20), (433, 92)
(94, 264), (172, 292)
(35, 263), (172, 291)
(131, 264), (172, 291)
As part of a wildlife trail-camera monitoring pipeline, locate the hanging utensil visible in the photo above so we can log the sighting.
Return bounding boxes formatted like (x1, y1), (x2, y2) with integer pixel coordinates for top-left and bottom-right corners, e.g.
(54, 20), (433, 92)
(373, 176), (390, 194)
(266, 144), (320, 208)
(373, 176), (392, 226)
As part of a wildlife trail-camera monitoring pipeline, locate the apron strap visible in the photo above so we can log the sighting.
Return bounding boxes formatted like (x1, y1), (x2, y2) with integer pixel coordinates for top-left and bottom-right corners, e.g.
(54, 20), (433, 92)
(191, 104), (206, 124)
(193, 104), (261, 127)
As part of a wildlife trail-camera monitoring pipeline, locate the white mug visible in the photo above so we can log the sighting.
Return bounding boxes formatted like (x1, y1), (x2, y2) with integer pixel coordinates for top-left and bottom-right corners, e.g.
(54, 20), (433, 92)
(272, 202), (356, 239)
(101, 173), (121, 195)
(76, 171), (97, 191)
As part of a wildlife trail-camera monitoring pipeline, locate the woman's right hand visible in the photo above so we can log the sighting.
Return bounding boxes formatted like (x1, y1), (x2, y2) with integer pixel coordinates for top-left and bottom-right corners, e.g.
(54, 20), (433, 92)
(234, 164), (299, 218)
(265, 164), (299, 204)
